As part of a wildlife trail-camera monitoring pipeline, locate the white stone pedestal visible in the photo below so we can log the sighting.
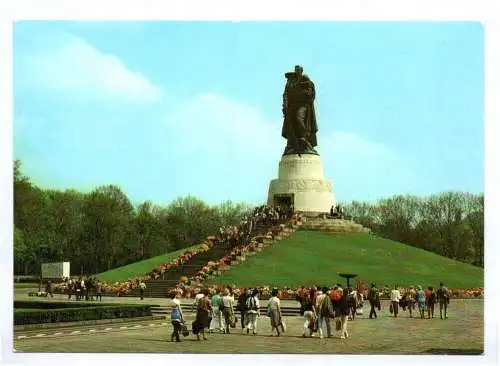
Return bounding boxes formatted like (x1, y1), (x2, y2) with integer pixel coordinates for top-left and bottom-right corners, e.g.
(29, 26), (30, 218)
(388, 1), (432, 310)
(267, 154), (336, 214)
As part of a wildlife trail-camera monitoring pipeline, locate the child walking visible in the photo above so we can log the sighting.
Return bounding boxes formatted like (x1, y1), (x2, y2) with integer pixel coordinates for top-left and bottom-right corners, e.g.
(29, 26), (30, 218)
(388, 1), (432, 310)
(170, 297), (184, 342)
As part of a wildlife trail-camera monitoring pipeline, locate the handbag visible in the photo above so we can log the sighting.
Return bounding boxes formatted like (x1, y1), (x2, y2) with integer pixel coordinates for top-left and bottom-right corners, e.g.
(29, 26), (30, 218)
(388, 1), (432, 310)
(230, 315), (237, 328)
(181, 324), (189, 337)
(279, 318), (286, 333)
(389, 303), (393, 314)
(266, 304), (272, 317)
(335, 319), (342, 331)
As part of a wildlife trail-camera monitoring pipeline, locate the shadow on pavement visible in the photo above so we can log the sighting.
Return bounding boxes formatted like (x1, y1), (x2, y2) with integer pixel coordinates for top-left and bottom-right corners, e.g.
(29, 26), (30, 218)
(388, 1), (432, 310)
(424, 348), (483, 355)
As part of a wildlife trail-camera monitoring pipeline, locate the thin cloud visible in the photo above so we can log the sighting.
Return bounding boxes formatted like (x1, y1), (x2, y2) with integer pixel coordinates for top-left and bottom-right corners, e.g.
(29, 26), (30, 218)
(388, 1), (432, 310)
(15, 31), (162, 104)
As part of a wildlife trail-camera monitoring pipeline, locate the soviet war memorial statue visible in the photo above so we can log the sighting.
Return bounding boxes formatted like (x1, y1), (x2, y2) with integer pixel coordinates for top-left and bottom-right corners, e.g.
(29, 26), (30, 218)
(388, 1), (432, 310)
(267, 65), (335, 213)
(281, 65), (319, 156)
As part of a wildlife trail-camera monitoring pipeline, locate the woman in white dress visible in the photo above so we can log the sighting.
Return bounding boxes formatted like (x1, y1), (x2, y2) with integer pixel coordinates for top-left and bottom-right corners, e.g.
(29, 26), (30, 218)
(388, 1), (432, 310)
(267, 289), (283, 336)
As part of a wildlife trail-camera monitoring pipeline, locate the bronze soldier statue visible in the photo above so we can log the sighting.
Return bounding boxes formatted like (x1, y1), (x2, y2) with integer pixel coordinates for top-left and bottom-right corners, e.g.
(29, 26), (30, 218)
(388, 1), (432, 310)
(281, 65), (319, 156)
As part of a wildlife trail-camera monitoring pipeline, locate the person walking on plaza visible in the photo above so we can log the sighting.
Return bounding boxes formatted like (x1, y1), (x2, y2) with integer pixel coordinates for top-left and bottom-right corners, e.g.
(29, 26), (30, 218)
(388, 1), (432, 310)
(245, 289), (260, 335)
(237, 288), (249, 332)
(390, 285), (401, 318)
(405, 286), (417, 318)
(416, 285), (426, 319)
(368, 283), (380, 319)
(193, 288), (211, 341)
(267, 289), (283, 336)
(170, 297), (184, 342)
(437, 282), (450, 319)
(300, 290), (316, 337)
(209, 288), (224, 333)
(221, 288), (235, 334)
(338, 287), (351, 339)
(425, 286), (437, 319)
(316, 287), (334, 339)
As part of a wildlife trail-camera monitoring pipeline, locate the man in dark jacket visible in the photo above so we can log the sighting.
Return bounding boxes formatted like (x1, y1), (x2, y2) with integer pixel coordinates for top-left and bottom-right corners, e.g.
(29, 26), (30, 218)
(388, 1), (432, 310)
(339, 289), (351, 338)
(368, 283), (380, 319)
(236, 289), (249, 331)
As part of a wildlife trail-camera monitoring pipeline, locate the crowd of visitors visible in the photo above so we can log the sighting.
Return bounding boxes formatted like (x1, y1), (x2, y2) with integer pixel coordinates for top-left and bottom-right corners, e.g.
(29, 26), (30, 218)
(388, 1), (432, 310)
(366, 282), (451, 320)
(329, 204), (345, 219)
(217, 204), (295, 249)
(167, 281), (455, 343)
(169, 284), (359, 342)
(171, 286), (285, 341)
(60, 277), (104, 301)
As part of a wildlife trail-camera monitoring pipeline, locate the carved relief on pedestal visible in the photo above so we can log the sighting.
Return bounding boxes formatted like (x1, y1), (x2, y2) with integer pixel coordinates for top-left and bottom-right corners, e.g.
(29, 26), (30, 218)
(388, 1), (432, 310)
(269, 179), (332, 193)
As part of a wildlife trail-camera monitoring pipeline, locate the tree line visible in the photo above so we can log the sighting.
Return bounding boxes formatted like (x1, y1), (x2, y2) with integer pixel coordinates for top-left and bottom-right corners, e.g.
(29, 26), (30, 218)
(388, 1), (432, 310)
(341, 191), (484, 267)
(13, 160), (252, 276)
(14, 159), (484, 277)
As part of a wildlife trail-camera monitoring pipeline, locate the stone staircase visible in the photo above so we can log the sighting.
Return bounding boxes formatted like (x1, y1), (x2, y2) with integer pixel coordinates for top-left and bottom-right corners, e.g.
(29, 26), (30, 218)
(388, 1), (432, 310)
(124, 220), (298, 299)
(297, 217), (371, 235)
(121, 218), (367, 299)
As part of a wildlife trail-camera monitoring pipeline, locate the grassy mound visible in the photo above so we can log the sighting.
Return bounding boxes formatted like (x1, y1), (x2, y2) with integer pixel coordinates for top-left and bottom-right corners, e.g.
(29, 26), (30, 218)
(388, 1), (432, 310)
(94, 245), (199, 283)
(208, 231), (483, 288)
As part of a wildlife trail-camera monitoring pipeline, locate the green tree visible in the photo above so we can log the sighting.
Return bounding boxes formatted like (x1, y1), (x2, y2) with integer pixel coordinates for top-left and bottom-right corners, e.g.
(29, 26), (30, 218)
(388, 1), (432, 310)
(165, 196), (219, 250)
(81, 185), (135, 273)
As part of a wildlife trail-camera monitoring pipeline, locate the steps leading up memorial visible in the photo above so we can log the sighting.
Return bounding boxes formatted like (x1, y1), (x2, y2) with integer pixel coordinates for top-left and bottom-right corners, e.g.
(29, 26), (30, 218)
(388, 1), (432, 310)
(297, 217), (371, 235)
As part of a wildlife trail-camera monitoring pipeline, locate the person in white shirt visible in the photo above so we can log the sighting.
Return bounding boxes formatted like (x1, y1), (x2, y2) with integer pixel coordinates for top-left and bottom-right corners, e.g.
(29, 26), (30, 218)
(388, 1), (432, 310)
(390, 285), (402, 318)
(245, 289), (260, 335)
(139, 281), (146, 300)
(194, 291), (205, 310)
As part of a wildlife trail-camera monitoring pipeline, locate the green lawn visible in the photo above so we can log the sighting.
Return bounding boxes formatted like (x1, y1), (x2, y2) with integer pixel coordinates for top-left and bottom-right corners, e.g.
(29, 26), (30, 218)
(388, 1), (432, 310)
(208, 231), (484, 288)
(94, 245), (199, 283)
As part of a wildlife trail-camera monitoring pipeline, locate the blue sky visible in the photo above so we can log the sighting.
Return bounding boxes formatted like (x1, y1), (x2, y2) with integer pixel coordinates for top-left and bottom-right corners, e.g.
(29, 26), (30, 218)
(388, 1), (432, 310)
(13, 21), (484, 206)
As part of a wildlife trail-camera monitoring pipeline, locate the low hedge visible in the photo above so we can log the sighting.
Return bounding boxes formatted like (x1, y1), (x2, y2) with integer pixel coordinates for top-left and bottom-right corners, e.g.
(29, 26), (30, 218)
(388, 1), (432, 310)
(14, 301), (117, 310)
(14, 276), (40, 283)
(14, 304), (152, 325)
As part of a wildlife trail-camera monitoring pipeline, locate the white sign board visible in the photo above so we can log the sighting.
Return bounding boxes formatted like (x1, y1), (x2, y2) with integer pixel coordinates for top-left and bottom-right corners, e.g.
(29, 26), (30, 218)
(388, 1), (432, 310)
(41, 262), (70, 279)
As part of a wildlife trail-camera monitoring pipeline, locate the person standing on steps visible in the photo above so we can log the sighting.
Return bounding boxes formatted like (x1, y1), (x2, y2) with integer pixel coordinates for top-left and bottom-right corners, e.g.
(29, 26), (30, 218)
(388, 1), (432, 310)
(368, 283), (380, 319)
(139, 280), (146, 300)
(437, 282), (450, 319)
